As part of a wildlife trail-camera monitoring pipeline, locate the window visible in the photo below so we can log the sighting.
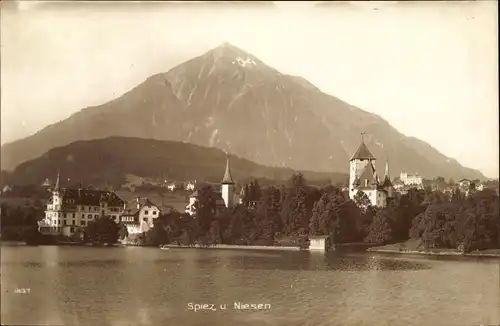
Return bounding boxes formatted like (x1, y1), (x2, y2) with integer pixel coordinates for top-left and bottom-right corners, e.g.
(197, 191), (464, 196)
(144, 210), (149, 215)
(94, 214), (98, 219)
(143, 218), (147, 222)
(72, 220), (75, 225)
(81, 221), (86, 226)
(153, 211), (157, 215)
(72, 213), (76, 218)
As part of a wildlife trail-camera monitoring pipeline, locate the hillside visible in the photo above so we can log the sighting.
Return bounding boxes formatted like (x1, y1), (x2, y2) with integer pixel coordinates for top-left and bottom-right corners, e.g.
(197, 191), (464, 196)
(0, 43), (485, 180)
(1, 137), (344, 188)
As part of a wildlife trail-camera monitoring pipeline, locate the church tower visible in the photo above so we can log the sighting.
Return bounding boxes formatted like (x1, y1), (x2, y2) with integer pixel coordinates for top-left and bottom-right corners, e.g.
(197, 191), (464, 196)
(51, 170), (63, 216)
(382, 157), (394, 198)
(349, 133), (376, 199)
(221, 154), (235, 208)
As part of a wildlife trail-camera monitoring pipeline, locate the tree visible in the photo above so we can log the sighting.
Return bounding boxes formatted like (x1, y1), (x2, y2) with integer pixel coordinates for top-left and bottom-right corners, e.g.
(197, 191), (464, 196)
(118, 223), (129, 240)
(281, 173), (310, 236)
(247, 180), (262, 202)
(193, 185), (217, 239)
(392, 189), (427, 242)
(85, 216), (120, 245)
(456, 190), (499, 252)
(365, 209), (393, 245)
(353, 190), (371, 214)
(309, 192), (342, 236)
(224, 206), (256, 244)
(205, 220), (223, 246)
(254, 186), (282, 242)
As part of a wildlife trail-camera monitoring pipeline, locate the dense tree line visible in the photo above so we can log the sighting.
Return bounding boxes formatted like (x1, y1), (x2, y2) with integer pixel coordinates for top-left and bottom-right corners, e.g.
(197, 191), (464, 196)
(2, 173), (497, 253)
(136, 173), (498, 253)
(0, 204), (45, 241)
(408, 189), (499, 252)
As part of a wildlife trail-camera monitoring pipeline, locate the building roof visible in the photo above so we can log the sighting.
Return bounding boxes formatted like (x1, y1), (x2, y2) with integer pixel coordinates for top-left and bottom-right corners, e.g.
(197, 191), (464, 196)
(221, 154), (235, 184)
(382, 159), (392, 187)
(350, 141), (376, 161)
(353, 162), (391, 192)
(56, 188), (125, 207)
(382, 176), (393, 188)
(310, 235), (332, 239)
(122, 197), (159, 215)
(356, 162), (377, 186)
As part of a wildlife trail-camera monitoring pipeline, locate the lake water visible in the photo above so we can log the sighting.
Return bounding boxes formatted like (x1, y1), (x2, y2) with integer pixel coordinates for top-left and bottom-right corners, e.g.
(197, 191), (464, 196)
(1, 246), (499, 326)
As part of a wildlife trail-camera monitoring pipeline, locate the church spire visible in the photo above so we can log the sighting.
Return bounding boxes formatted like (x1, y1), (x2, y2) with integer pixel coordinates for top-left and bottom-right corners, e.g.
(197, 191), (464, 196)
(54, 169), (60, 191)
(221, 153), (235, 185)
(385, 157), (390, 179)
(383, 154), (393, 187)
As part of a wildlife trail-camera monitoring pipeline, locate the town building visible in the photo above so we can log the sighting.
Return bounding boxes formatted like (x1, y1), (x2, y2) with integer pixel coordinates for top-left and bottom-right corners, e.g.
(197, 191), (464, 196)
(400, 172), (424, 188)
(458, 179), (472, 189)
(185, 181), (196, 191)
(309, 235), (334, 252)
(185, 154), (240, 216)
(121, 197), (162, 234)
(38, 172), (125, 237)
(349, 136), (394, 208)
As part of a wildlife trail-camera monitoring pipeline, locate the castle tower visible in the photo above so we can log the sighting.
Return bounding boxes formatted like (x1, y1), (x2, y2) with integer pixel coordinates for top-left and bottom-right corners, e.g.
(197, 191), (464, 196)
(349, 133), (376, 199)
(221, 153), (235, 208)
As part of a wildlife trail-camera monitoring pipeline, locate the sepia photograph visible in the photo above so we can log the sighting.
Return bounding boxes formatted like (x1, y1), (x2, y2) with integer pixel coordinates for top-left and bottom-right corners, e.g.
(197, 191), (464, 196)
(1, 1), (499, 325)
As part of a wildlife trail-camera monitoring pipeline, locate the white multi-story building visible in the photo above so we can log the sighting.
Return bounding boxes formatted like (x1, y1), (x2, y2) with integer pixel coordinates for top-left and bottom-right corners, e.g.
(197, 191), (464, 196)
(400, 172), (423, 187)
(38, 173), (125, 237)
(348, 137), (394, 208)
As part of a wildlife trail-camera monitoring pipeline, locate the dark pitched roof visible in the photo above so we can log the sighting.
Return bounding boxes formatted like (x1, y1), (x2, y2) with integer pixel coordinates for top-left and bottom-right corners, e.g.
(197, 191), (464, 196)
(350, 141), (376, 161)
(221, 155), (235, 184)
(123, 198), (159, 215)
(354, 162), (380, 190)
(382, 176), (393, 188)
(60, 188), (124, 206)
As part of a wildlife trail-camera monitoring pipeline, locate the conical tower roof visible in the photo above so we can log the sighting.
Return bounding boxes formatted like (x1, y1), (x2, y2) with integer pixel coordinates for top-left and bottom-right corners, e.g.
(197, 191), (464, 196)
(221, 154), (235, 185)
(350, 137), (376, 161)
(383, 158), (393, 187)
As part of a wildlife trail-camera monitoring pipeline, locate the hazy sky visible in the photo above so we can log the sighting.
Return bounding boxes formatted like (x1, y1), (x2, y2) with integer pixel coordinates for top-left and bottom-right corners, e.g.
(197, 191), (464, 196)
(1, 1), (498, 177)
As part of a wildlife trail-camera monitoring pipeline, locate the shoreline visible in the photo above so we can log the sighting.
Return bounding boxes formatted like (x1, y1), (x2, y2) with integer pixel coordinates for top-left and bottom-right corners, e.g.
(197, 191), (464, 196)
(160, 244), (302, 251)
(367, 247), (500, 258)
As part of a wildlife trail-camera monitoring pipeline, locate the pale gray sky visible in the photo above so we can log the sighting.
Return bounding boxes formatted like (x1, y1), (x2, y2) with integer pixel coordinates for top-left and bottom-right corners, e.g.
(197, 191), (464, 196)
(1, 1), (498, 177)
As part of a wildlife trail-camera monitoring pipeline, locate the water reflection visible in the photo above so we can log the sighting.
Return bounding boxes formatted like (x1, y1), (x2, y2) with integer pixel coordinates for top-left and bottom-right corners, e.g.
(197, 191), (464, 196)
(225, 251), (432, 272)
(1, 246), (498, 326)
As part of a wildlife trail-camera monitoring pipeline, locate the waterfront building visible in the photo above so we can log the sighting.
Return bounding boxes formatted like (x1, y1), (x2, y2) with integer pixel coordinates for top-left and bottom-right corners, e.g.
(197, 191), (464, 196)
(121, 197), (162, 234)
(309, 235), (334, 252)
(38, 172), (125, 237)
(349, 135), (394, 208)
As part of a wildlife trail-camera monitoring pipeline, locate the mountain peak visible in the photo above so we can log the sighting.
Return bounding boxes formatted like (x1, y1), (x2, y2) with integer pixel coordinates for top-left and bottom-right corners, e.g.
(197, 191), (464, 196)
(210, 42), (260, 68)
